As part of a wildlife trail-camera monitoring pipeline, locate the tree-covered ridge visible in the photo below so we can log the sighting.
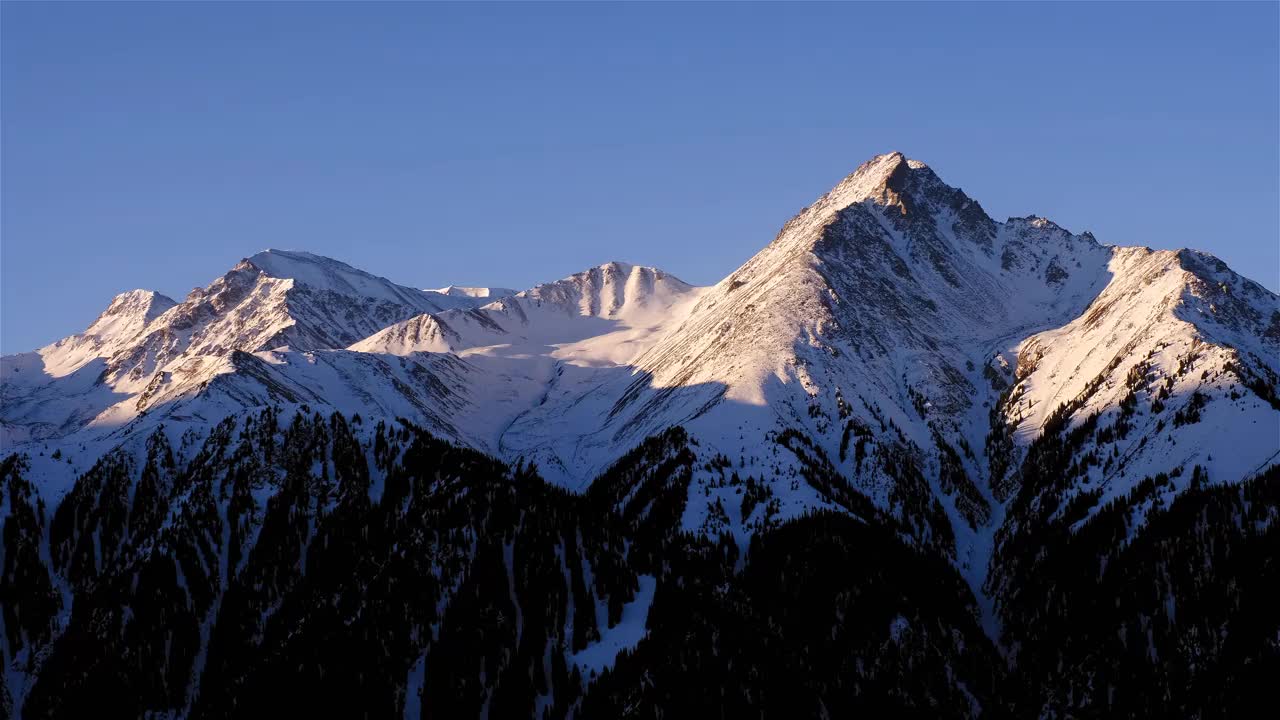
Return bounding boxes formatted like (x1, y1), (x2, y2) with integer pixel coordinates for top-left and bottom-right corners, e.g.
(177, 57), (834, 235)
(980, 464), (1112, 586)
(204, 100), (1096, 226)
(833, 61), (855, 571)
(991, 456), (1278, 718)
(1, 407), (1275, 718)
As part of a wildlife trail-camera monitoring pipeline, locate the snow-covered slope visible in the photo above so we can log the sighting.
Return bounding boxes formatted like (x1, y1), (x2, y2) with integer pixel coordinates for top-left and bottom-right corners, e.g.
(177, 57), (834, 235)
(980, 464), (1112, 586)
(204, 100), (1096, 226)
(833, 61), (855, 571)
(351, 261), (705, 469)
(3, 154), (1276, 563)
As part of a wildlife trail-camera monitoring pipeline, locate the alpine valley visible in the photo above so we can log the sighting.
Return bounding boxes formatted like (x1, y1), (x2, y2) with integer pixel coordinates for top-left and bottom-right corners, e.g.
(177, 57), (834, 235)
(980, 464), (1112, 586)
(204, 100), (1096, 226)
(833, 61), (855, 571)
(2, 153), (1277, 718)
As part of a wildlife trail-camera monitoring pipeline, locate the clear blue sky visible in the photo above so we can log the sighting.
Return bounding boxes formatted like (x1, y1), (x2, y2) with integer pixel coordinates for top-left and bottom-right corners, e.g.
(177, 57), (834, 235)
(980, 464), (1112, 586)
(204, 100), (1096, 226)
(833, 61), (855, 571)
(3, 2), (1277, 353)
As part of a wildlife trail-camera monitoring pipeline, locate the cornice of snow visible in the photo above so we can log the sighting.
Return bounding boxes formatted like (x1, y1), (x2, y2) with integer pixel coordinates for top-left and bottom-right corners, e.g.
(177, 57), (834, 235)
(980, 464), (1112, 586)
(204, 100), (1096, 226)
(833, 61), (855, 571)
(427, 285), (519, 300)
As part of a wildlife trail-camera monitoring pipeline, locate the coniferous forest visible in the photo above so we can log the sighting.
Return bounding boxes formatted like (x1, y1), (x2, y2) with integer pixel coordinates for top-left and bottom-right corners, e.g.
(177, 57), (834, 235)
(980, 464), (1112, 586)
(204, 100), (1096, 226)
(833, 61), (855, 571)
(1, 409), (1274, 719)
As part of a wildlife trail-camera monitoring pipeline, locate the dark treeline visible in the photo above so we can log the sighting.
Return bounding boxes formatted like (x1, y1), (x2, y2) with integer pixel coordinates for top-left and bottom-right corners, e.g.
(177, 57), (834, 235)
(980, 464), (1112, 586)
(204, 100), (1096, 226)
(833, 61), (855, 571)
(1, 409), (1275, 718)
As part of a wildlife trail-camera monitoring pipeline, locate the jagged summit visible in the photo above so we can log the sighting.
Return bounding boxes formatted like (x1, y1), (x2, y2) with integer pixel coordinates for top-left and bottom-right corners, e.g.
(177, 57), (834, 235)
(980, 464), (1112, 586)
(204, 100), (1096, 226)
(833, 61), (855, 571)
(514, 261), (692, 318)
(828, 150), (910, 198)
(353, 260), (699, 358)
(814, 151), (951, 217)
(773, 152), (915, 241)
(84, 289), (177, 338)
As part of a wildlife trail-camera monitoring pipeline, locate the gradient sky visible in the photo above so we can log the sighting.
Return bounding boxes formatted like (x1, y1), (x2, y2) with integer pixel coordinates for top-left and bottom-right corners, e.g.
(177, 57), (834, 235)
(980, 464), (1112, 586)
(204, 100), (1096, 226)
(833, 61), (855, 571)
(3, 1), (1277, 353)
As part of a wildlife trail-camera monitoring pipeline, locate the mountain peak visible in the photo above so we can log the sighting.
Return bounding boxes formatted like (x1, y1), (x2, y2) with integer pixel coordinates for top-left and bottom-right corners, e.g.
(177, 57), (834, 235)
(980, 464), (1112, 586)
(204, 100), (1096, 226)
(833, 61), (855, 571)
(838, 151), (910, 194)
(238, 249), (453, 310)
(597, 260), (636, 274)
(789, 152), (951, 229)
(85, 289), (177, 337)
(103, 288), (176, 316)
(245, 249), (356, 279)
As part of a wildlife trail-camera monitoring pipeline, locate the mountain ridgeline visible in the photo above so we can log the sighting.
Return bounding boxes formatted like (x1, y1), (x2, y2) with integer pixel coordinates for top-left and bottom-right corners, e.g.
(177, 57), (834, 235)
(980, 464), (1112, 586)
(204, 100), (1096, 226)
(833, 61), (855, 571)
(2, 153), (1277, 718)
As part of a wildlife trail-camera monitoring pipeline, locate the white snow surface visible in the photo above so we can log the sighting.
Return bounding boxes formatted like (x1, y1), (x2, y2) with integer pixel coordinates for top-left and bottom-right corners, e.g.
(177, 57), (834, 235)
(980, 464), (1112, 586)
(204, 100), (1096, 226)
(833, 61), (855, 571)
(4, 153), (1277, 566)
(425, 285), (518, 300)
(569, 575), (657, 676)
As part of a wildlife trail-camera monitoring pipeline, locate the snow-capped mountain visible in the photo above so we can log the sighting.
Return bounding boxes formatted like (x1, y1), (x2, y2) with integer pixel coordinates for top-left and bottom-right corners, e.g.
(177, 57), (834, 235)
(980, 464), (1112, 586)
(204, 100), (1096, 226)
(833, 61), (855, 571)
(589, 152), (1277, 549)
(0, 249), (496, 449)
(3, 154), (1276, 532)
(2, 153), (1276, 719)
